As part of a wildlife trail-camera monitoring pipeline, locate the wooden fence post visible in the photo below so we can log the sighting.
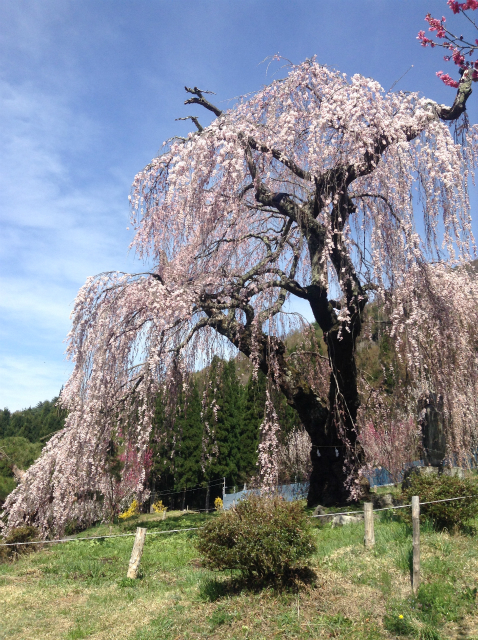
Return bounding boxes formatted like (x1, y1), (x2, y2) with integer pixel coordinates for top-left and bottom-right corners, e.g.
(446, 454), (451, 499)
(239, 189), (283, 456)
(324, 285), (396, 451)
(127, 527), (147, 579)
(364, 502), (375, 548)
(412, 495), (420, 593)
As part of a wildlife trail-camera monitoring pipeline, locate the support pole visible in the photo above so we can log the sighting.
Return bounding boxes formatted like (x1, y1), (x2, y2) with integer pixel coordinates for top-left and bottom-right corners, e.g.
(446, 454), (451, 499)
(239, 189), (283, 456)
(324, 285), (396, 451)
(127, 527), (147, 579)
(412, 496), (420, 593)
(149, 491), (155, 513)
(205, 482), (210, 512)
(364, 502), (375, 548)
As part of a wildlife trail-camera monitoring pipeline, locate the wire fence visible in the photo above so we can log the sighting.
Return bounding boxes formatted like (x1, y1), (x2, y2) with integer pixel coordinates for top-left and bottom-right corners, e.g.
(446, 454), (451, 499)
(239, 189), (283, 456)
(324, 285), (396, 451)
(1, 493), (476, 546)
(309, 494), (478, 517)
(0, 527), (203, 547)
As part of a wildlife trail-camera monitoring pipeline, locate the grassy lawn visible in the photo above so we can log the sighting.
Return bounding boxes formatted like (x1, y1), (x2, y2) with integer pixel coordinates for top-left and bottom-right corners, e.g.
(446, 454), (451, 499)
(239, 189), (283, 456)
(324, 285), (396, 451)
(1, 508), (477, 640)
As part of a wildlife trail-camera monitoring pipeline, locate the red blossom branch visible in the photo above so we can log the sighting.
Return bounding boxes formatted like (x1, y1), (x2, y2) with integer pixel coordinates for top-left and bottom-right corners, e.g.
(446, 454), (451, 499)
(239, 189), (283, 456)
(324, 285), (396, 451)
(418, 1), (478, 85)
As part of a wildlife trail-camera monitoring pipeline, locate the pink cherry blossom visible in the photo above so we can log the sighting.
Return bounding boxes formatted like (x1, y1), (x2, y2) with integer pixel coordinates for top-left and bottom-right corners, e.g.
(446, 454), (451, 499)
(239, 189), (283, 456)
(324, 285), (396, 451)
(2, 56), (477, 535)
(436, 71), (460, 87)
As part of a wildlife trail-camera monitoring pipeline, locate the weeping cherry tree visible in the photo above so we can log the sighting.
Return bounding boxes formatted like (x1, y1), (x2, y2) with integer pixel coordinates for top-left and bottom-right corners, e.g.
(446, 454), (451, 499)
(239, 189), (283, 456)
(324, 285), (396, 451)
(3, 5), (478, 535)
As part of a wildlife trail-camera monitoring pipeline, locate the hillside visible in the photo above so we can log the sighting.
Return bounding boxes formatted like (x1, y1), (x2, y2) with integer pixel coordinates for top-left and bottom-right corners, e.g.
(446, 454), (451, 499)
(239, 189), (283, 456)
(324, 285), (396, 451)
(0, 398), (66, 443)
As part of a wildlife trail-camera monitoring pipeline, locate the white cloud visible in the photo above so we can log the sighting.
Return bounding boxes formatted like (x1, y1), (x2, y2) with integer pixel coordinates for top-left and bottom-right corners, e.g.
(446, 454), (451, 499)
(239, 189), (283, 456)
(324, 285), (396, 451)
(0, 72), (142, 410)
(0, 355), (72, 412)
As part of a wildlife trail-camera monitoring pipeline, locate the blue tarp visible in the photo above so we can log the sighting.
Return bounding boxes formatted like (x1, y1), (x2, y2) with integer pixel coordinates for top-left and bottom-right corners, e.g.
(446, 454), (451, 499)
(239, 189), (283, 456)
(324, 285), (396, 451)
(366, 459), (424, 487)
(223, 482), (309, 510)
(222, 455), (476, 507)
(222, 461), (424, 508)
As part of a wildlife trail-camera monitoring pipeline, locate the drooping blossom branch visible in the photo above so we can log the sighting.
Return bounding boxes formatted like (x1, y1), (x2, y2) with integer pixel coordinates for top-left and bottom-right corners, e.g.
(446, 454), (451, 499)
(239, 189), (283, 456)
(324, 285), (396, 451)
(277, 427), (312, 484)
(2, 53), (477, 535)
(359, 418), (422, 485)
(389, 261), (478, 465)
(257, 391), (281, 490)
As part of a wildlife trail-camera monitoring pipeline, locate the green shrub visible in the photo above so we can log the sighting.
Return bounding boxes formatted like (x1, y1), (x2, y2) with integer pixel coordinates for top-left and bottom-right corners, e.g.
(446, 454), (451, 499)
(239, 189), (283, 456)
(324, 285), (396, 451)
(0, 525), (39, 562)
(401, 472), (478, 531)
(0, 437), (42, 477)
(0, 475), (17, 503)
(0, 437), (42, 502)
(196, 494), (316, 584)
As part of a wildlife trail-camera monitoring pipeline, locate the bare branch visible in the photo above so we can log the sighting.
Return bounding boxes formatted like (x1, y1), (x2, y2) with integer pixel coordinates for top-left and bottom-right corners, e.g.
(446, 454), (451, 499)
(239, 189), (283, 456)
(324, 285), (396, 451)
(246, 135), (312, 181)
(172, 316), (210, 355)
(184, 86), (223, 117)
(176, 116), (204, 132)
(352, 192), (405, 229)
(287, 350), (328, 361)
(434, 68), (473, 121)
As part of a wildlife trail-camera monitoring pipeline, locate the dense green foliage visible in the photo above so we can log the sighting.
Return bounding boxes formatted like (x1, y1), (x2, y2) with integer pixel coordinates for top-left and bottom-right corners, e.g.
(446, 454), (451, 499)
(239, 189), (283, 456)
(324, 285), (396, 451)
(149, 357), (302, 504)
(401, 472), (478, 531)
(239, 368), (267, 483)
(0, 399), (63, 503)
(201, 358), (244, 484)
(0, 525), (39, 561)
(0, 437), (43, 502)
(0, 398), (66, 442)
(150, 359), (247, 503)
(196, 494), (316, 583)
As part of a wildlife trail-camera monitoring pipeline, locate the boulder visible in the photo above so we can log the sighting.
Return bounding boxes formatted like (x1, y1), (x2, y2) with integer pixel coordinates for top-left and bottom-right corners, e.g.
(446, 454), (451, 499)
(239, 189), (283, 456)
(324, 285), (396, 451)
(332, 514), (364, 527)
(441, 467), (465, 479)
(372, 493), (394, 509)
(402, 465), (438, 489)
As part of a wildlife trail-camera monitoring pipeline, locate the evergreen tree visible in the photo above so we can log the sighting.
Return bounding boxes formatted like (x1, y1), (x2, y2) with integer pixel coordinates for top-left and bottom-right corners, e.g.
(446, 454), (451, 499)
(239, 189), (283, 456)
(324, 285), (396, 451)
(202, 357), (243, 486)
(150, 353), (304, 497)
(149, 388), (177, 497)
(0, 399), (66, 442)
(175, 379), (203, 490)
(238, 369), (266, 483)
(0, 409), (11, 440)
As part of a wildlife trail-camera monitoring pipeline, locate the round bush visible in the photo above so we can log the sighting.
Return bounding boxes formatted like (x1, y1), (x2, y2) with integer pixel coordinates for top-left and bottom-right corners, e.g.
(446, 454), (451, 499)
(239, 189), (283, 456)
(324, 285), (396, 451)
(0, 525), (39, 562)
(401, 472), (478, 531)
(196, 494), (316, 584)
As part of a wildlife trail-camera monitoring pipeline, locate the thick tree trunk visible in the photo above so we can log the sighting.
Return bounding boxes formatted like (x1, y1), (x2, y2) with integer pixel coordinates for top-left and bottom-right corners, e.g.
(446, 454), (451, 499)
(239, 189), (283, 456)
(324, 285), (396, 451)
(290, 326), (363, 507)
(209, 308), (362, 506)
(286, 385), (349, 505)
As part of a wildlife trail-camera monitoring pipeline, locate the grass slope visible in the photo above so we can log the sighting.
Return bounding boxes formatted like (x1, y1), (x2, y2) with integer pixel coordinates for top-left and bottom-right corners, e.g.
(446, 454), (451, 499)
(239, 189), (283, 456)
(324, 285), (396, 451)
(1, 509), (477, 640)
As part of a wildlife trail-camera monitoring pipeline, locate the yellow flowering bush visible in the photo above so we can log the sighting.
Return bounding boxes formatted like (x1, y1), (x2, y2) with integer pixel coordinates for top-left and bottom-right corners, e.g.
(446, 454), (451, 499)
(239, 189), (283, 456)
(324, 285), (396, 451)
(152, 499), (167, 515)
(214, 496), (223, 511)
(118, 499), (139, 520)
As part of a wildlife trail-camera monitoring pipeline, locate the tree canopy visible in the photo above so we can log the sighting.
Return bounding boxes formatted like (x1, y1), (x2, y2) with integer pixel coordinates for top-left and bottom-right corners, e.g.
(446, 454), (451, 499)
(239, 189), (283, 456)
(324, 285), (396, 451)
(0, 399), (66, 443)
(3, 3), (478, 537)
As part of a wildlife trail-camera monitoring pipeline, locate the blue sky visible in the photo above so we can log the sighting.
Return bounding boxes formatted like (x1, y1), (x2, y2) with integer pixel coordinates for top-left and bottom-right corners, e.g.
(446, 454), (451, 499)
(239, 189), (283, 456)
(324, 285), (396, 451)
(1, 0), (476, 411)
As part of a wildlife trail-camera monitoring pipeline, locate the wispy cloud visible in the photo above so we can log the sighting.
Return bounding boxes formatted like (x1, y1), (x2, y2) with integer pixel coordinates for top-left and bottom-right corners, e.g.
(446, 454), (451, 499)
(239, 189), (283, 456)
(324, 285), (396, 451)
(0, 72), (141, 410)
(1, 0), (477, 413)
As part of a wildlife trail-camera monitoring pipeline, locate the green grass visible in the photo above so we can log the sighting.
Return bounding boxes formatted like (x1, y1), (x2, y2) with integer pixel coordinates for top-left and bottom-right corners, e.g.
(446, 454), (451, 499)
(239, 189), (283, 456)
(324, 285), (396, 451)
(1, 508), (477, 639)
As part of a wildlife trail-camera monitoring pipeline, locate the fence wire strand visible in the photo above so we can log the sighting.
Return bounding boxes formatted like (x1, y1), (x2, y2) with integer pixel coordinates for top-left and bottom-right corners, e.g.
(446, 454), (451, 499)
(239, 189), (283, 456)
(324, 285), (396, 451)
(1, 494), (476, 546)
